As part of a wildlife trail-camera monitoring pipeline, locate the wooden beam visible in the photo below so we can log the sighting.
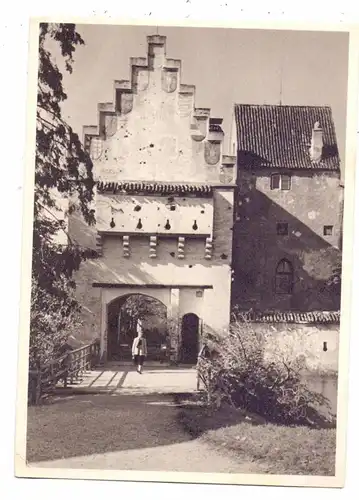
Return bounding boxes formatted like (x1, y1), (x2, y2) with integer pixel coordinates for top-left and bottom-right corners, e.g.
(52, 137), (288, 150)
(92, 283), (214, 289)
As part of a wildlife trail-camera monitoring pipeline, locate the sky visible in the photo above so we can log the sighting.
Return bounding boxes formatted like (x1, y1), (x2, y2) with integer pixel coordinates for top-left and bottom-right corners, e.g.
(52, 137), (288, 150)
(59, 24), (349, 168)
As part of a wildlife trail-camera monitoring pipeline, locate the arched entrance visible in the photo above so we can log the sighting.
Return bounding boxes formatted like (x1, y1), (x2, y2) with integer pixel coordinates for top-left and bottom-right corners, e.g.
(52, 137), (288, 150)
(107, 294), (168, 361)
(180, 313), (200, 364)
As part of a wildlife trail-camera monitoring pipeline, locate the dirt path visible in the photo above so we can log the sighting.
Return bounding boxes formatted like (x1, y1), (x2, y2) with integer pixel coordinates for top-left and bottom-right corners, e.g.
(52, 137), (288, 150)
(30, 439), (258, 473)
(27, 393), (259, 474)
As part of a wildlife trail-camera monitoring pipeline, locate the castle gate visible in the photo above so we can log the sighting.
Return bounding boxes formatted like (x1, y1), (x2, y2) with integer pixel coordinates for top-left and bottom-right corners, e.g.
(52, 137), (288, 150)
(74, 34), (236, 363)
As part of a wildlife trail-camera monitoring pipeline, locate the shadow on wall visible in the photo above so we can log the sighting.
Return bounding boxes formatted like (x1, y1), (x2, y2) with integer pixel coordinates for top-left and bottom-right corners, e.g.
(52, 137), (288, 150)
(232, 173), (342, 312)
(68, 192), (234, 284)
(237, 146), (339, 169)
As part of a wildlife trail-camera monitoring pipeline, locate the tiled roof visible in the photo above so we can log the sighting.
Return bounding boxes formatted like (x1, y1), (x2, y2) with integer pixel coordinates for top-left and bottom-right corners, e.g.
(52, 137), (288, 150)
(236, 310), (340, 324)
(97, 181), (213, 196)
(234, 104), (340, 171)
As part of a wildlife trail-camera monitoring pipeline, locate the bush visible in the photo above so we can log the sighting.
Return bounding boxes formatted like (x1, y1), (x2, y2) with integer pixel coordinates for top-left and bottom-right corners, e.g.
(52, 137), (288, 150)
(28, 276), (84, 404)
(198, 317), (335, 426)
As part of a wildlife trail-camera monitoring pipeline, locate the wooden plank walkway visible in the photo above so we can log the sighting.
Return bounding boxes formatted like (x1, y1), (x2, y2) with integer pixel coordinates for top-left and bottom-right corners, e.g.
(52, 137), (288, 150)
(56, 365), (200, 395)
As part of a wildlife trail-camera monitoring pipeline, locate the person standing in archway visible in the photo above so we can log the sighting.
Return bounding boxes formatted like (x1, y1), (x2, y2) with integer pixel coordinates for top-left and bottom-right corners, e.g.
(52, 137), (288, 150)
(132, 320), (147, 374)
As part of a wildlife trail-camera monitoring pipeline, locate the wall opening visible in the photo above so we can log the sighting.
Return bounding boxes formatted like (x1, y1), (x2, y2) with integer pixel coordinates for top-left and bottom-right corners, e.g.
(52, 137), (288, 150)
(107, 293), (167, 361)
(180, 313), (200, 365)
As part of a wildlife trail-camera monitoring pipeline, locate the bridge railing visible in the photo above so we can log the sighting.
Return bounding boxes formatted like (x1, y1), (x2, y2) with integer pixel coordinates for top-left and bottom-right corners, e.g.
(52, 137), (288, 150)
(196, 345), (207, 391)
(28, 339), (100, 405)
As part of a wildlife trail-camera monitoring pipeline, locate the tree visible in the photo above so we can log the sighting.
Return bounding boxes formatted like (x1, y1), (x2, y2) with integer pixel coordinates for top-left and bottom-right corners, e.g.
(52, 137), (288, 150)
(30, 23), (96, 372)
(119, 295), (167, 338)
(325, 258), (342, 309)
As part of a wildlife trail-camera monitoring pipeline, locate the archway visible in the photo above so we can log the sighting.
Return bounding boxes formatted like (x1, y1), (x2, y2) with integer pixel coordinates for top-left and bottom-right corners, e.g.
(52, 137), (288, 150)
(107, 293), (168, 361)
(180, 313), (200, 365)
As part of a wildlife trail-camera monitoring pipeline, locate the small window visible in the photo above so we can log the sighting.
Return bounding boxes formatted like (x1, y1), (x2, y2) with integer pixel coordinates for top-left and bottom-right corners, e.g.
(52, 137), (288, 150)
(275, 259), (294, 294)
(281, 174), (291, 190)
(271, 174), (280, 190)
(277, 222), (289, 235)
(324, 225), (333, 236)
(271, 173), (291, 190)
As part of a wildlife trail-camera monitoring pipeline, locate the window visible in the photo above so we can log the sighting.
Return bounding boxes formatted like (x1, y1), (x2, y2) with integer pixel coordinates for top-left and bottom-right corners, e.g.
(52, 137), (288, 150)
(324, 225), (333, 236)
(275, 259), (293, 294)
(271, 173), (291, 190)
(271, 174), (280, 190)
(281, 174), (291, 190)
(277, 222), (289, 236)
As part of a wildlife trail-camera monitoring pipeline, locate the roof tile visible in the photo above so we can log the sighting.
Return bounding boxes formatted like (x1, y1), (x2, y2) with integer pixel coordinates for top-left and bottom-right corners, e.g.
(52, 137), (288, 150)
(97, 181), (213, 196)
(234, 104), (340, 171)
(236, 310), (340, 324)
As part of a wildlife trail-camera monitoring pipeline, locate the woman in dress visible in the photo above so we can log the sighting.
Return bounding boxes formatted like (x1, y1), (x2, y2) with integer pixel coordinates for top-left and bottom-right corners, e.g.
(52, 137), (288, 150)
(131, 320), (147, 374)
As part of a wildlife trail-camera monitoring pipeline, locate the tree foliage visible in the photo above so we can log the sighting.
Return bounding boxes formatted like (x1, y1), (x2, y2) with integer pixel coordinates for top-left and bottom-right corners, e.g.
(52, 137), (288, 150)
(326, 262), (342, 305)
(121, 295), (166, 323)
(119, 295), (167, 339)
(30, 23), (96, 371)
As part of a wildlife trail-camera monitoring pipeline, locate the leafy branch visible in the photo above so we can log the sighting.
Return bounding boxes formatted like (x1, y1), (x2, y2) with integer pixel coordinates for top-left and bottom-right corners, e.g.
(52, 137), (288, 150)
(29, 23), (96, 380)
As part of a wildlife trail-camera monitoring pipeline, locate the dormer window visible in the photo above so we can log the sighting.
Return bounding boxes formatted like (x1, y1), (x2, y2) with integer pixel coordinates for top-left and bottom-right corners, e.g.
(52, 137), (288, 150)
(271, 173), (291, 191)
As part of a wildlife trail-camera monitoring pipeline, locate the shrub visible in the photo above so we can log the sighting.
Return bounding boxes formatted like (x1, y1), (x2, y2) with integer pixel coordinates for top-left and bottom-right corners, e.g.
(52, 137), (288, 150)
(29, 276), (83, 369)
(198, 316), (335, 426)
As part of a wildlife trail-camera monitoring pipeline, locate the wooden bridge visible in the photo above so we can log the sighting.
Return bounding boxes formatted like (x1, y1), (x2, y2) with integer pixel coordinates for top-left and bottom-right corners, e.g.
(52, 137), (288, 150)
(28, 341), (201, 404)
(28, 341), (101, 405)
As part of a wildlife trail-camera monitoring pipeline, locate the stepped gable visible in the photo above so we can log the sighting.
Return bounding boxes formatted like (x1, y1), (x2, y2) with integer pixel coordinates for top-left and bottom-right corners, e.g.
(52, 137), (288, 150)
(82, 34), (236, 183)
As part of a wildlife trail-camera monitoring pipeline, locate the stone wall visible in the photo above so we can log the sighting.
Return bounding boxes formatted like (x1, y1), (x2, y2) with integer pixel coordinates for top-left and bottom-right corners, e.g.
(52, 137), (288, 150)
(248, 321), (339, 375)
(67, 208), (101, 344)
(68, 185), (234, 343)
(232, 169), (342, 311)
(95, 192), (214, 236)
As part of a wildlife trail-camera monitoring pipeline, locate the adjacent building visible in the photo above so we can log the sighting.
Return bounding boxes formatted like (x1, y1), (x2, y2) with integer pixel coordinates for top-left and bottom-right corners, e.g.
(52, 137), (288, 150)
(230, 104), (343, 313)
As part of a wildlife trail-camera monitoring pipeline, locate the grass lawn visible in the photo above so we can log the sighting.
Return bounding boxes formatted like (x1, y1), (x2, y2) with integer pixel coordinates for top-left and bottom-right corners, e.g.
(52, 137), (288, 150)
(176, 395), (336, 476)
(26, 393), (191, 463)
(27, 391), (336, 476)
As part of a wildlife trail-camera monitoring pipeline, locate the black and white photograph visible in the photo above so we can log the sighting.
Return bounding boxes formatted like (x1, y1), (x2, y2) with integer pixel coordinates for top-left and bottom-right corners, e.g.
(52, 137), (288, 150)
(14, 19), (358, 488)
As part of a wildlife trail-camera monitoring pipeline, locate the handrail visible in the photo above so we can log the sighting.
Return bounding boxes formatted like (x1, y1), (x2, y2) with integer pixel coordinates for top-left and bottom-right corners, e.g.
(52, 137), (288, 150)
(28, 339), (100, 405)
(196, 345), (206, 391)
(196, 344), (213, 392)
